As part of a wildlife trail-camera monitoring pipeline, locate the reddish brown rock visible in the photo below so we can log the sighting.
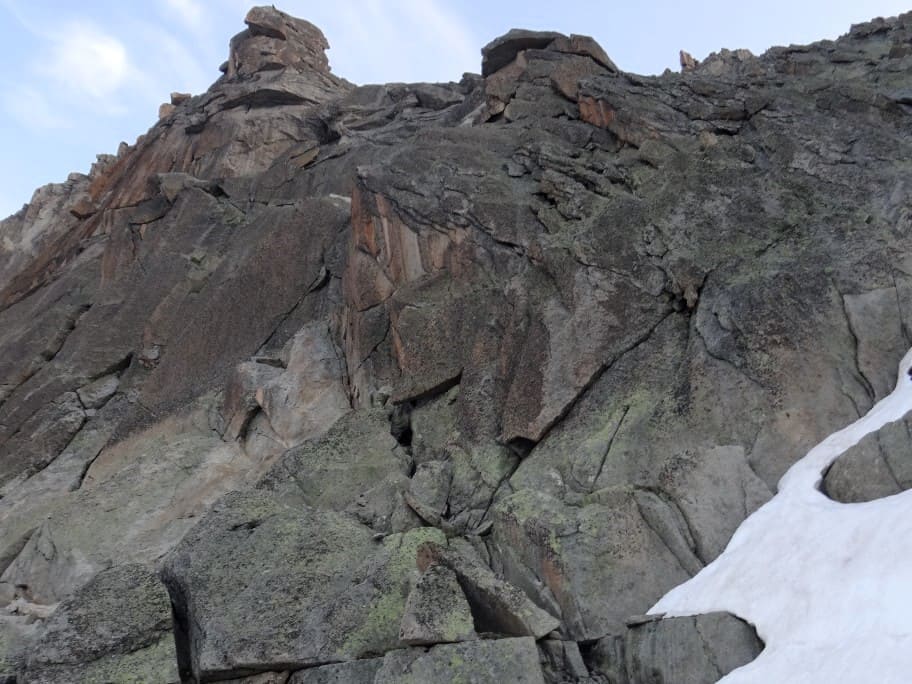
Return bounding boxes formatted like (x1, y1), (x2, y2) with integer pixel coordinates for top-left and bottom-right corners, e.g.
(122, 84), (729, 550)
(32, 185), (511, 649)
(578, 94), (616, 127)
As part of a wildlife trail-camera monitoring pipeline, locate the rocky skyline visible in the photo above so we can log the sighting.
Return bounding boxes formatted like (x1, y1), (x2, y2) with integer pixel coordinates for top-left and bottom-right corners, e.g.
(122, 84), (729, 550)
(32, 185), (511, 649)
(2, 0), (910, 219)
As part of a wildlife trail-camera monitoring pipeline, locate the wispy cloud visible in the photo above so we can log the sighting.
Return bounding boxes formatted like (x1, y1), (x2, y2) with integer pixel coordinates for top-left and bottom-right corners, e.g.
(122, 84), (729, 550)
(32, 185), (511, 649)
(294, 0), (480, 84)
(398, 0), (480, 73)
(37, 21), (131, 100)
(2, 4), (136, 115)
(132, 24), (214, 96)
(162, 0), (205, 29)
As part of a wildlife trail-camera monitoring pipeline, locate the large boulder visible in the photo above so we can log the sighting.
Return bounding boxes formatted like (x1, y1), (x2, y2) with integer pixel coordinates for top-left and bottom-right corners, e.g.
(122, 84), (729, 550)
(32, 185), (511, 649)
(258, 408), (415, 532)
(624, 613), (764, 684)
(160, 490), (447, 680)
(823, 417), (912, 502)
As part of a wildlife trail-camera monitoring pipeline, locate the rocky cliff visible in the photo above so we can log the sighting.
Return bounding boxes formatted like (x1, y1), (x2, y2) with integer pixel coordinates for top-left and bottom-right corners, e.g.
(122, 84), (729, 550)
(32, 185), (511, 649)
(1, 6), (911, 683)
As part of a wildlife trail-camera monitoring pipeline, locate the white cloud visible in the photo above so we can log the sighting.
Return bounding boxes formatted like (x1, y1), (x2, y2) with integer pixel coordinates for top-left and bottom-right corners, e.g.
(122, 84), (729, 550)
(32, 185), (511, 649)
(38, 21), (131, 100)
(131, 24), (214, 97)
(293, 0), (480, 84)
(398, 0), (480, 74)
(163, 0), (205, 29)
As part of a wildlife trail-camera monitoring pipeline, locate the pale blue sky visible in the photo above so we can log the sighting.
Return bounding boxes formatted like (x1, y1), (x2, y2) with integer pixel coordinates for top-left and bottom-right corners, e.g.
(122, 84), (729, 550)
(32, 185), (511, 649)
(1, 0), (909, 219)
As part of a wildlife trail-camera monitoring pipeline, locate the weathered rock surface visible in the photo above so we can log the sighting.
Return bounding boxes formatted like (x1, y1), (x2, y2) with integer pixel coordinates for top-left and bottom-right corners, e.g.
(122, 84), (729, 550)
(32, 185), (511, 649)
(398, 564), (476, 645)
(288, 660), (381, 684)
(823, 417), (912, 502)
(20, 564), (178, 683)
(417, 541), (560, 639)
(624, 612), (764, 684)
(2, 4), (912, 682)
(258, 408), (411, 520)
(376, 637), (545, 683)
(160, 490), (446, 680)
(490, 486), (695, 640)
(0, 399), (261, 606)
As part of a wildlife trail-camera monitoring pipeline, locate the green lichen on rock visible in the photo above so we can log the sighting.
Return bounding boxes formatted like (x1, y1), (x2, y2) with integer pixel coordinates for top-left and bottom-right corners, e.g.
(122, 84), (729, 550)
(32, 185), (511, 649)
(399, 564), (477, 645)
(29, 638), (178, 684)
(341, 527), (447, 657)
(162, 492), (450, 678)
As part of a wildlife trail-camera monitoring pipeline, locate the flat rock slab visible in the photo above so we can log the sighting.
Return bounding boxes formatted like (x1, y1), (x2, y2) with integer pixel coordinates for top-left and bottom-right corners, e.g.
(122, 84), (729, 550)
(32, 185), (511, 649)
(481, 29), (565, 76)
(161, 490), (446, 681)
(0, 403), (258, 605)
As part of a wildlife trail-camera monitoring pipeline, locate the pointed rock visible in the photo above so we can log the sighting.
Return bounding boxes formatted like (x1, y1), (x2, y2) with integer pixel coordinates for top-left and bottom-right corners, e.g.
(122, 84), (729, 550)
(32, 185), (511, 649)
(416, 541), (560, 638)
(481, 29), (565, 76)
(399, 564), (477, 645)
(227, 6), (333, 77)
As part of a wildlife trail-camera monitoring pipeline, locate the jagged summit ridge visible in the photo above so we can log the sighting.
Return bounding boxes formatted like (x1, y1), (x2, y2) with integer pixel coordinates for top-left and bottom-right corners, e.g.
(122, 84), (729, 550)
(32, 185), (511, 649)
(1, 6), (912, 683)
(226, 5), (333, 77)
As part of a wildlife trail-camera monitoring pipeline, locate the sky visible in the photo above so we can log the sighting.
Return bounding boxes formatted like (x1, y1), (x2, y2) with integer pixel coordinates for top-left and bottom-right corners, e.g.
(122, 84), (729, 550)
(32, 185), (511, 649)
(0, 0), (909, 219)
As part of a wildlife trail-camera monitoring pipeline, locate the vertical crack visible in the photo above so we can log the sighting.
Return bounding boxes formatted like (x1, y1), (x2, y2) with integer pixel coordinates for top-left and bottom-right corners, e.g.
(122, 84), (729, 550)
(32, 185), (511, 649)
(588, 405), (630, 493)
(836, 286), (876, 403)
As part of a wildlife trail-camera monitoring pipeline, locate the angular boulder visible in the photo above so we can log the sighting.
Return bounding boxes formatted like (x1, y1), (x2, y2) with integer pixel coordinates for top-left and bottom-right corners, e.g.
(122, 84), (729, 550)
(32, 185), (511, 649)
(161, 490), (447, 680)
(398, 564), (477, 645)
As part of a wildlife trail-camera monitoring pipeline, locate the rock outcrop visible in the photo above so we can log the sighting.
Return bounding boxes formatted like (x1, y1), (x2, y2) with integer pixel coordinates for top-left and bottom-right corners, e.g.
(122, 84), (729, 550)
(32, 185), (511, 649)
(2, 4), (912, 682)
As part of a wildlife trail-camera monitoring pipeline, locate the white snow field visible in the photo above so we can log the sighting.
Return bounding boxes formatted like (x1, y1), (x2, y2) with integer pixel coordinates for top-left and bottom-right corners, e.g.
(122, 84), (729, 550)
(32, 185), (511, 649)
(652, 347), (912, 683)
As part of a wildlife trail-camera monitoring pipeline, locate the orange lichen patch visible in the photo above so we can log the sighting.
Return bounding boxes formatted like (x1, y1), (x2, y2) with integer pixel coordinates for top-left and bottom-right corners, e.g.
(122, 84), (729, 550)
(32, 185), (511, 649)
(350, 185), (381, 257)
(375, 194), (425, 286)
(578, 95), (616, 128)
(389, 311), (408, 369)
(416, 541), (445, 573)
(538, 550), (566, 602)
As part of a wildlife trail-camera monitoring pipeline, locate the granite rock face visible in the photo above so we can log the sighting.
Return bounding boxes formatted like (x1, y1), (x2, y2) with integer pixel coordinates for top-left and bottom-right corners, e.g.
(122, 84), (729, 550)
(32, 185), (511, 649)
(2, 4), (912, 682)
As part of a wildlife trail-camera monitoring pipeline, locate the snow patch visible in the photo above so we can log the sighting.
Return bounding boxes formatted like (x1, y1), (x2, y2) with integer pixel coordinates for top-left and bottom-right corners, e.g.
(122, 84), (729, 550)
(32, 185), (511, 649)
(651, 348), (912, 683)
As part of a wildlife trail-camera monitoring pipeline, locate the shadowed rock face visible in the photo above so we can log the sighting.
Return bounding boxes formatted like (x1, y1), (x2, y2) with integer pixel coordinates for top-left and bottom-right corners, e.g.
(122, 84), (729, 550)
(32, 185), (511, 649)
(2, 4), (912, 682)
